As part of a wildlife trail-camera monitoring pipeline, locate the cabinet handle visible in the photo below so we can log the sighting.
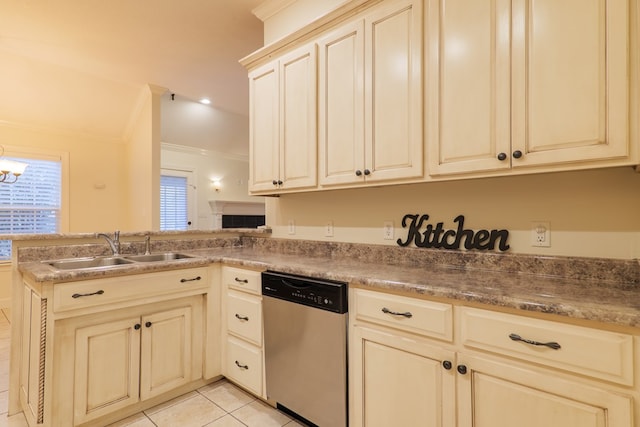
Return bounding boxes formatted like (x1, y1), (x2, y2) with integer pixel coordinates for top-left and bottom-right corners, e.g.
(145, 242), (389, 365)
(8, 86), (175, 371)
(234, 277), (249, 284)
(235, 313), (249, 321)
(134, 323), (141, 330)
(442, 360), (452, 370)
(457, 365), (468, 375)
(512, 150), (523, 159)
(381, 307), (413, 318)
(509, 333), (561, 350)
(235, 360), (249, 370)
(72, 289), (104, 299)
(363, 169), (371, 176)
(355, 170), (363, 176)
(180, 276), (201, 283)
(145, 321), (152, 328)
(497, 152), (507, 161)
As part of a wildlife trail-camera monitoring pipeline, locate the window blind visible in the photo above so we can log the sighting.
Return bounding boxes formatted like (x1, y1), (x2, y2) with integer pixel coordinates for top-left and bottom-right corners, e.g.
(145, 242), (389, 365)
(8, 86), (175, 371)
(160, 174), (188, 231)
(0, 157), (62, 260)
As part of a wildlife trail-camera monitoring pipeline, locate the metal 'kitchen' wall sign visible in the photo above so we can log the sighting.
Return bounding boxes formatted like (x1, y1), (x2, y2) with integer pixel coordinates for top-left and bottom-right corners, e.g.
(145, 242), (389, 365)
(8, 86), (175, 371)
(397, 214), (510, 252)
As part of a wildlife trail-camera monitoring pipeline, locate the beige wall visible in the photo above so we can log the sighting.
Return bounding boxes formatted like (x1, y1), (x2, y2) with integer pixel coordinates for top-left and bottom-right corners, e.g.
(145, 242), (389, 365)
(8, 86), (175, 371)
(267, 167), (640, 260)
(126, 85), (164, 231)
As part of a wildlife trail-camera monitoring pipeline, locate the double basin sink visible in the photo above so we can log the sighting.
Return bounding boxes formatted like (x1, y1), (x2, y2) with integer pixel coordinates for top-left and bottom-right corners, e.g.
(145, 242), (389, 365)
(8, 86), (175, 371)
(45, 252), (195, 271)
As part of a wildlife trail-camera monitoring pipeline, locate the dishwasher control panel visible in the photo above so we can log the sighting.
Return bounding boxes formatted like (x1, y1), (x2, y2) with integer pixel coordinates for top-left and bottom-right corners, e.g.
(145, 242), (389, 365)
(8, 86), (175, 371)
(262, 271), (347, 313)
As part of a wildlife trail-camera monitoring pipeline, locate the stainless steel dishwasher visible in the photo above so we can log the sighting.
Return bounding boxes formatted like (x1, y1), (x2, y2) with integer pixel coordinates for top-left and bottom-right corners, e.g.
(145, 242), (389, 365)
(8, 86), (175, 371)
(262, 271), (348, 427)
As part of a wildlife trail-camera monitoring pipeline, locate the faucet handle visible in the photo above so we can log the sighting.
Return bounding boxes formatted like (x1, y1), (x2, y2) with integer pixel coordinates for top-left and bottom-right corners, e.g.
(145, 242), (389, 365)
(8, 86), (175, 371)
(114, 230), (120, 239)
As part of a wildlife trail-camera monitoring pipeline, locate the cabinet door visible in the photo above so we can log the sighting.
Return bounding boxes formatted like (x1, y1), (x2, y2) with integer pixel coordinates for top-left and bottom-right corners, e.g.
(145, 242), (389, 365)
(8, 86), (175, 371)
(427, 0), (512, 175)
(511, 0), (629, 166)
(249, 61), (280, 193)
(350, 325), (455, 427)
(364, 0), (423, 182)
(457, 354), (633, 427)
(140, 306), (193, 400)
(318, 19), (366, 186)
(279, 43), (318, 190)
(74, 317), (141, 425)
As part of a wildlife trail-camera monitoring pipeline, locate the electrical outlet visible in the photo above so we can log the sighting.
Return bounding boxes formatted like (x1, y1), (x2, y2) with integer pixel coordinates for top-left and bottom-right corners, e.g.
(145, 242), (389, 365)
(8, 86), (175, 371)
(383, 221), (394, 240)
(288, 220), (295, 235)
(531, 221), (550, 247)
(325, 221), (334, 237)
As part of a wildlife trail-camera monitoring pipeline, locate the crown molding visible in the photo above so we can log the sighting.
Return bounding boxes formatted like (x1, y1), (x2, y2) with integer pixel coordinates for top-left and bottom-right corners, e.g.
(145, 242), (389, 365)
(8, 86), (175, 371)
(161, 142), (249, 162)
(252, 0), (298, 21)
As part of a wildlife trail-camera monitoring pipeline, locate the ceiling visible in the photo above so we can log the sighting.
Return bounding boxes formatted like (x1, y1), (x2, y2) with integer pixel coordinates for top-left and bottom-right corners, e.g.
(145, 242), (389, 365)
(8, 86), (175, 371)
(0, 0), (264, 156)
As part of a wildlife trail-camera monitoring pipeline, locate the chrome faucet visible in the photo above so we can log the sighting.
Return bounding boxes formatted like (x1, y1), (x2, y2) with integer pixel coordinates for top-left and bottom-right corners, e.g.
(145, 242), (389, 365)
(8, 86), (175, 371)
(144, 234), (151, 255)
(97, 230), (120, 256)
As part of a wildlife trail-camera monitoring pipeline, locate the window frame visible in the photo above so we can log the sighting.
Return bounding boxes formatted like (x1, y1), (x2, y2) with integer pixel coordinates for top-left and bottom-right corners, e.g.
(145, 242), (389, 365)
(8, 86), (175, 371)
(160, 167), (197, 230)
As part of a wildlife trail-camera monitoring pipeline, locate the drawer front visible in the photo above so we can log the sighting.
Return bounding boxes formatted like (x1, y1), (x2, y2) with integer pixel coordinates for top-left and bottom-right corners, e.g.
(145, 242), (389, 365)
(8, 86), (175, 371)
(459, 307), (634, 385)
(354, 289), (453, 341)
(53, 268), (209, 312)
(227, 290), (262, 346)
(223, 266), (262, 295)
(226, 336), (263, 396)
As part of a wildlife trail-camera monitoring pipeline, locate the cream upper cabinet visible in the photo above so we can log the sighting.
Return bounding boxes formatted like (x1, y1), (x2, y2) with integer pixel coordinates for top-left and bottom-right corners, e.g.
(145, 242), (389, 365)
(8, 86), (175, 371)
(428, 0), (631, 175)
(249, 43), (317, 194)
(319, 0), (423, 187)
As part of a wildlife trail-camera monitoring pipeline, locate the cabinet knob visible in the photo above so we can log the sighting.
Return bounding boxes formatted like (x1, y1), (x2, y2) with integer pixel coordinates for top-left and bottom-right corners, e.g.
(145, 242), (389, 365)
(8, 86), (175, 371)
(457, 365), (468, 375)
(355, 170), (363, 177)
(497, 152), (507, 161)
(442, 360), (452, 370)
(134, 324), (141, 330)
(363, 169), (371, 176)
(145, 321), (152, 328)
(272, 180), (278, 185)
(512, 150), (523, 159)
(277, 180), (283, 186)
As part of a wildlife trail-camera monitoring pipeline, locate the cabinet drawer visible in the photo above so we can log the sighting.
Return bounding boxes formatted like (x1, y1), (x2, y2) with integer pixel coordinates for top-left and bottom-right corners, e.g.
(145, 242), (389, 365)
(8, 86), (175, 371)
(459, 307), (634, 385)
(354, 289), (453, 341)
(227, 290), (262, 346)
(53, 268), (209, 313)
(223, 266), (262, 295)
(225, 336), (263, 396)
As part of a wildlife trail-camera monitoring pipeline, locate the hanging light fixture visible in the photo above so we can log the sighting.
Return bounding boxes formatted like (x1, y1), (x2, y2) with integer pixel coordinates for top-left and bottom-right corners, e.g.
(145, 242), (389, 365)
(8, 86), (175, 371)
(0, 146), (28, 184)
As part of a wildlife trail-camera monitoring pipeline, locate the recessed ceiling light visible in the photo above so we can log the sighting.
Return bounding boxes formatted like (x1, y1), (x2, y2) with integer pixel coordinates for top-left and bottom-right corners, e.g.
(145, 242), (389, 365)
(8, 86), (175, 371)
(199, 98), (211, 105)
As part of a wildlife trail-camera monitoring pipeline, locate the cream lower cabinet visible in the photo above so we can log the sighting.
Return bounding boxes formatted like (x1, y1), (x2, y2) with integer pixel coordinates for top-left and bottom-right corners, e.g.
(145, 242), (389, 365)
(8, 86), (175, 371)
(72, 299), (202, 425)
(16, 267), (211, 427)
(350, 289), (637, 426)
(427, 0), (634, 176)
(351, 325), (456, 426)
(221, 266), (265, 397)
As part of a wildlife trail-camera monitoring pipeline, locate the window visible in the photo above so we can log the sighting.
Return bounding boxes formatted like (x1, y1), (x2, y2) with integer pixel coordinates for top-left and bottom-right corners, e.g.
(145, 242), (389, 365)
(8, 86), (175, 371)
(0, 157), (62, 260)
(160, 173), (192, 230)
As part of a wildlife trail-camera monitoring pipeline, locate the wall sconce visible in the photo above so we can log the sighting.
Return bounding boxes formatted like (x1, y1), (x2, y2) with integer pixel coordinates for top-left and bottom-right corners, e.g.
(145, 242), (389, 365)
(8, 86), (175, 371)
(211, 179), (222, 192)
(0, 146), (28, 184)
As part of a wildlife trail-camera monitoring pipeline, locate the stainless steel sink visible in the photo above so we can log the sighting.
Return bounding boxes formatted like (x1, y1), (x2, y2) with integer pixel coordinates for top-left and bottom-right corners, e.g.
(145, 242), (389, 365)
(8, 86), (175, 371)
(123, 253), (194, 262)
(44, 252), (195, 271)
(47, 256), (134, 270)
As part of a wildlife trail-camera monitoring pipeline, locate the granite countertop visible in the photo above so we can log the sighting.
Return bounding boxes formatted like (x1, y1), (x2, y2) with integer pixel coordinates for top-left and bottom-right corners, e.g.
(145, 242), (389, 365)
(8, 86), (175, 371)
(19, 246), (640, 329)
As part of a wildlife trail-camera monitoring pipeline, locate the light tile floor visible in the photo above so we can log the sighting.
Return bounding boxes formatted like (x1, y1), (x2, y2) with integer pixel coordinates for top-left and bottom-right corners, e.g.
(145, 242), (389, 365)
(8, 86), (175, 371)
(0, 308), (306, 427)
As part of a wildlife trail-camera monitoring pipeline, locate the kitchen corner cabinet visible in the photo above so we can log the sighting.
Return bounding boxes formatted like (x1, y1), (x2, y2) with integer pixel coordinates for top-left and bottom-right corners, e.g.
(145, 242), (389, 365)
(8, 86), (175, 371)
(427, 0), (632, 176)
(221, 266), (266, 397)
(248, 43), (317, 194)
(17, 267), (212, 427)
(318, 0), (423, 187)
(350, 288), (637, 427)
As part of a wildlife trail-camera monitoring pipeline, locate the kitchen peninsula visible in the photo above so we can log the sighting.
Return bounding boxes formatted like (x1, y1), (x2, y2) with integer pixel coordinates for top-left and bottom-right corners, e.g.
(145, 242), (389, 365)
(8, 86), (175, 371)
(8, 230), (640, 426)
